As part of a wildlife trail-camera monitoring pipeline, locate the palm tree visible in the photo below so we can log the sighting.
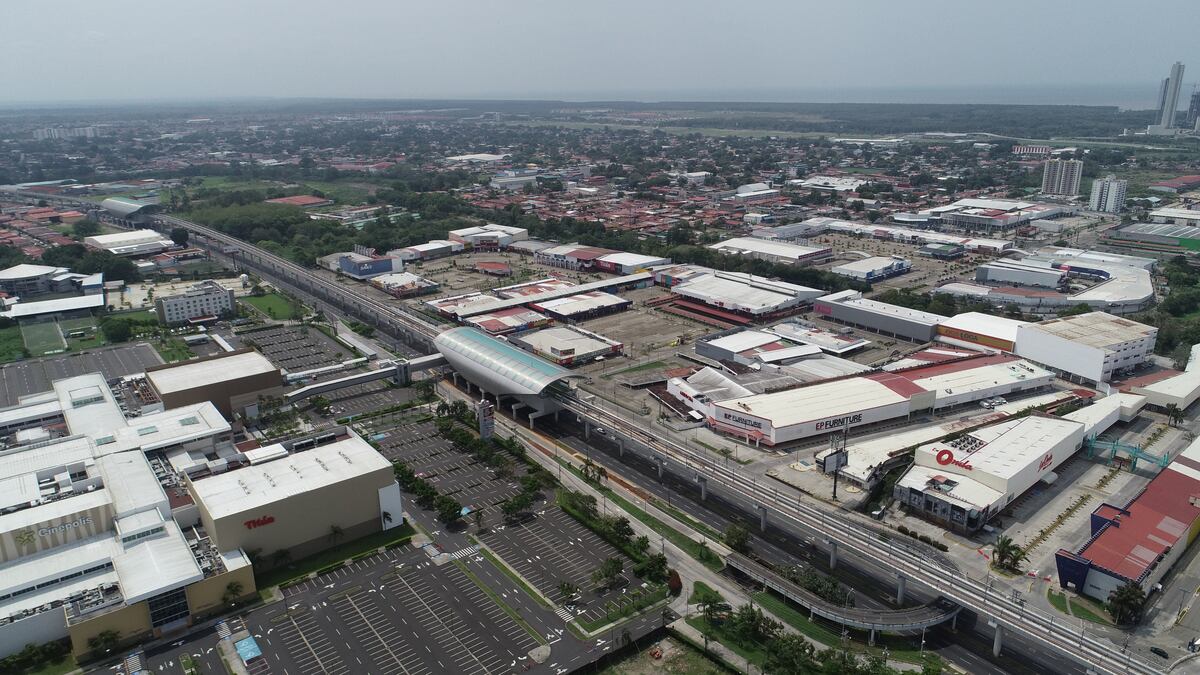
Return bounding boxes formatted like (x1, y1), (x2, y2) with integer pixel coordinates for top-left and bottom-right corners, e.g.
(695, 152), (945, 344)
(88, 630), (121, 656)
(1106, 582), (1146, 625)
(382, 511), (393, 526)
(328, 524), (344, 543)
(1165, 404), (1184, 428)
(472, 509), (485, 532)
(223, 581), (244, 606)
(270, 549), (291, 570)
(992, 535), (1025, 572)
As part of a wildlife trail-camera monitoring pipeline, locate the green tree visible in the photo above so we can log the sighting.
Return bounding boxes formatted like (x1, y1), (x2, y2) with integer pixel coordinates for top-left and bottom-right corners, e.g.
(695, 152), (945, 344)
(992, 535), (1026, 572)
(591, 557), (624, 590)
(724, 523), (752, 554)
(100, 319), (132, 343)
(222, 580), (244, 606)
(435, 495), (463, 525)
(1106, 581), (1145, 625)
(170, 227), (190, 246)
(557, 581), (578, 602)
(633, 553), (669, 583)
(765, 633), (818, 674)
(72, 219), (102, 238)
(1165, 403), (1183, 427)
(87, 629), (121, 656)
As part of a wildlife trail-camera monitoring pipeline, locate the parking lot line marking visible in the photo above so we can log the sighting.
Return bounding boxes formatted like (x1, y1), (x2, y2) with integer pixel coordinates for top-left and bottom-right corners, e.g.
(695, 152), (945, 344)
(337, 592), (415, 675)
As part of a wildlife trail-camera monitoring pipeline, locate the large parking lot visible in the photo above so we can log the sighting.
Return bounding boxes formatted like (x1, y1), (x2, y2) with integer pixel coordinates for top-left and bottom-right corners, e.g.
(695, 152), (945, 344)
(251, 545), (546, 675)
(319, 380), (417, 419)
(481, 507), (638, 625)
(0, 342), (161, 406)
(370, 419), (529, 517)
(241, 325), (355, 372)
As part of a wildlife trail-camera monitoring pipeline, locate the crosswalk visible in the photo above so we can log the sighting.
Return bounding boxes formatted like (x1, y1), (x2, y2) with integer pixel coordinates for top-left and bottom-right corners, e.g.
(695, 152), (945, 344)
(554, 606), (574, 622)
(447, 544), (480, 560)
(122, 652), (144, 673)
(216, 621), (232, 640)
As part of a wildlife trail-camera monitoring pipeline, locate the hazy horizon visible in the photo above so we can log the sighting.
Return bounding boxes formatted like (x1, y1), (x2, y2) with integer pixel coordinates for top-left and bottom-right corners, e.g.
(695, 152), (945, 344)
(2, 1), (1197, 108)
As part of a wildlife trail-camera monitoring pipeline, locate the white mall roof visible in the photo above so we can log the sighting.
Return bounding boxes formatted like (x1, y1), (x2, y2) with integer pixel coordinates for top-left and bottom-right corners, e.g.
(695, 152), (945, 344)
(112, 520), (203, 604)
(1, 293), (105, 319)
(54, 374), (126, 439)
(0, 263), (62, 280)
(517, 327), (617, 355)
(108, 402), (230, 454)
(709, 237), (829, 262)
(832, 256), (907, 274)
(146, 351), (278, 395)
(705, 330), (782, 354)
(820, 290), (947, 325)
(190, 435), (390, 520)
(715, 377), (913, 426)
(1024, 312), (1156, 350)
(938, 312), (1027, 344)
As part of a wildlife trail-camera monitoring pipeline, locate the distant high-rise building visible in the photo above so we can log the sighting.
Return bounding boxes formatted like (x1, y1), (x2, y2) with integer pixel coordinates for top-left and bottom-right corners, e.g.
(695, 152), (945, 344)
(1187, 90), (1200, 129)
(1041, 158), (1083, 196)
(1088, 175), (1128, 214)
(1154, 61), (1185, 128)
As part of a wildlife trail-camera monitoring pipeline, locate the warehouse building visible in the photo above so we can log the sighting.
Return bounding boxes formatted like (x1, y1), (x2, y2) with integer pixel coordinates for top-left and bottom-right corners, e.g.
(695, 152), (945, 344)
(425, 291), (505, 318)
(530, 290), (631, 321)
(707, 373), (934, 446)
(494, 277), (576, 299)
(84, 230), (174, 258)
(1057, 435), (1200, 604)
(1015, 312), (1157, 384)
(188, 433), (402, 564)
(387, 239), (464, 262)
(1107, 222), (1200, 253)
(155, 280), (235, 326)
(831, 256), (911, 282)
(934, 312), (1027, 353)
(889, 353), (1054, 411)
(145, 350), (283, 419)
(894, 415), (1086, 533)
(1124, 343), (1200, 411)
(814, 290), (947, 341)
(806, 217), (1013, 253)
(975, 259), (1066, 289)
(708, 237), (832, 266)
(464, 307), (552, 335)
(535, 244), (618, 270)
(510, 326), (623, 366)
(370, 272), (439, 298)
(768, 322), (872, 354)
(1149, 207), (1200, 226)
(447, 223), (528, 249)
(594, 252), (671, 274)
(668, 270), (823, 318)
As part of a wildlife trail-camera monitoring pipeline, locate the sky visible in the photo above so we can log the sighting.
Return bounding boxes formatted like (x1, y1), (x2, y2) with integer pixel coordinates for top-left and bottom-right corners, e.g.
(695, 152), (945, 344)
(3, 0), (1199, 107)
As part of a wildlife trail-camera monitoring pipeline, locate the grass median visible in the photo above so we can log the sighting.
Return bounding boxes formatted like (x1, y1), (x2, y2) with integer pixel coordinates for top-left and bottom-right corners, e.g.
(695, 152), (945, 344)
(257, 522), (415, 590)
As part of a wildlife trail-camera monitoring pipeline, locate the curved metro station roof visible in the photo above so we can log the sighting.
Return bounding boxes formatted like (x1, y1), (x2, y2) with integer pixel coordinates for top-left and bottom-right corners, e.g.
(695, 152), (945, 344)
(434, 326), (581, 396)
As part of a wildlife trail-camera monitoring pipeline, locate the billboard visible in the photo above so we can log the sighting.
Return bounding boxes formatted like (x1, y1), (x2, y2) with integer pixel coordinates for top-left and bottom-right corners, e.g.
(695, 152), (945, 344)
(476, 400), (495, 440)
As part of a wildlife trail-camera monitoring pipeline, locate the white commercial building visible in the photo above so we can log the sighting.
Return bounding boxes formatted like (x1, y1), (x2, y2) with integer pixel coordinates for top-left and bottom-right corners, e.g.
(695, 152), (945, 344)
(447, 223), (528, 248)
(83, 230), (174, 257)
(707, 373), (933, 446)
(789, 176), (868, 193)
(1015, 312), (1158, 384)
(831, 256), (911, 282)
(894, 415), (1086, 532)
(155, 280), (235, 325)
(1089, 175), (1128, 214)
(708, 237), (832, 266)
(670, 272), (823, 316)
(1149, 207), (1200, 227)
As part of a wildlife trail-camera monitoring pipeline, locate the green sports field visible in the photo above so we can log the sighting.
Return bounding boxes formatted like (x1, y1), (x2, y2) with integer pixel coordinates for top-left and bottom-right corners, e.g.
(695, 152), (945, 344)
(20, 321), (66, 356)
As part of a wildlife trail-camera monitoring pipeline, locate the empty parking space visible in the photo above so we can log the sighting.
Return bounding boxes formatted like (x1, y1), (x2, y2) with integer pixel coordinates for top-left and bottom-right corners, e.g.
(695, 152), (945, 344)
(482, 507), (627, 605)
(241, 325), (353, 371)
(385, 565), (535, 674)
(0, 343), (161, 405)
(331, 589), (431, 675)
(273, 610), (351, 675)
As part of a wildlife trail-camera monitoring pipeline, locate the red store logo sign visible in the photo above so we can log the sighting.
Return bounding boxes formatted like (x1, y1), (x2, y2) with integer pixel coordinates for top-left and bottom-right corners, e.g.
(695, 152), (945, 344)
(244, 516), (275, 530)
(935, 449), (973, 471)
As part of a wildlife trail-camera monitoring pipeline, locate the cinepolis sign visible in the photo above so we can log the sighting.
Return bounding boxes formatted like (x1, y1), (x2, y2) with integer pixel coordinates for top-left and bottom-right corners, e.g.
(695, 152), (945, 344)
(38, 516), (93, 537)
(935, 449), (974, 471)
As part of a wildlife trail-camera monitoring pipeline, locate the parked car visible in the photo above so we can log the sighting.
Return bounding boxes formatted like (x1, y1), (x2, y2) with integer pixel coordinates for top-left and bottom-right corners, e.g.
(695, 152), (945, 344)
(1151, 647), (1169, 658)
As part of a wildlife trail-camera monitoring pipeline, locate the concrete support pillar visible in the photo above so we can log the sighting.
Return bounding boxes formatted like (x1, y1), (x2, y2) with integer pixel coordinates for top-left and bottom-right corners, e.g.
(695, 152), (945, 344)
(656, 458), (665, 480)
(897, 574), (907, 606)
(696, 475), (707, 501)
(584, 421), (591, 441)
(617, 438), (624, 457)
(829, 540), (838, 569)
(991, 621), (1003, 657)
(756, 504), (768, 532)
(951, 613), (958, 630)
(868, 629), (875, 647)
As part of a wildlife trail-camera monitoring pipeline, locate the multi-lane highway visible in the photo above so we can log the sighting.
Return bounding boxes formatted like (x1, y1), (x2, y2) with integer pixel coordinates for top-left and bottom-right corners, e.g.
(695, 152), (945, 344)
(21, 194), (1157, 674)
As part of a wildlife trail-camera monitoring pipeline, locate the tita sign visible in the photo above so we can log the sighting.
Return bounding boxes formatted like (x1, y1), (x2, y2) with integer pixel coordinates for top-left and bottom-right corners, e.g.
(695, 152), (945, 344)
(815, 414), (863, 432)
(244, 515), (276, 530)
(935, 449), (974, 471)
(38, 516), (93, 537)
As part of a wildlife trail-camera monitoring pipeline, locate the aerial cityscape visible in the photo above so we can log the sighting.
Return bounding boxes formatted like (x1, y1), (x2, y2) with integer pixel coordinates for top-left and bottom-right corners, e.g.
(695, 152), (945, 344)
(1, 4), (1200, 675)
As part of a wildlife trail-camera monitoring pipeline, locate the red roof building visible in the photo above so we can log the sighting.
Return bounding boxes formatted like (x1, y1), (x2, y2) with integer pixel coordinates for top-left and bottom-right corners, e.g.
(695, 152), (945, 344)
(265, 195), (334, 208)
